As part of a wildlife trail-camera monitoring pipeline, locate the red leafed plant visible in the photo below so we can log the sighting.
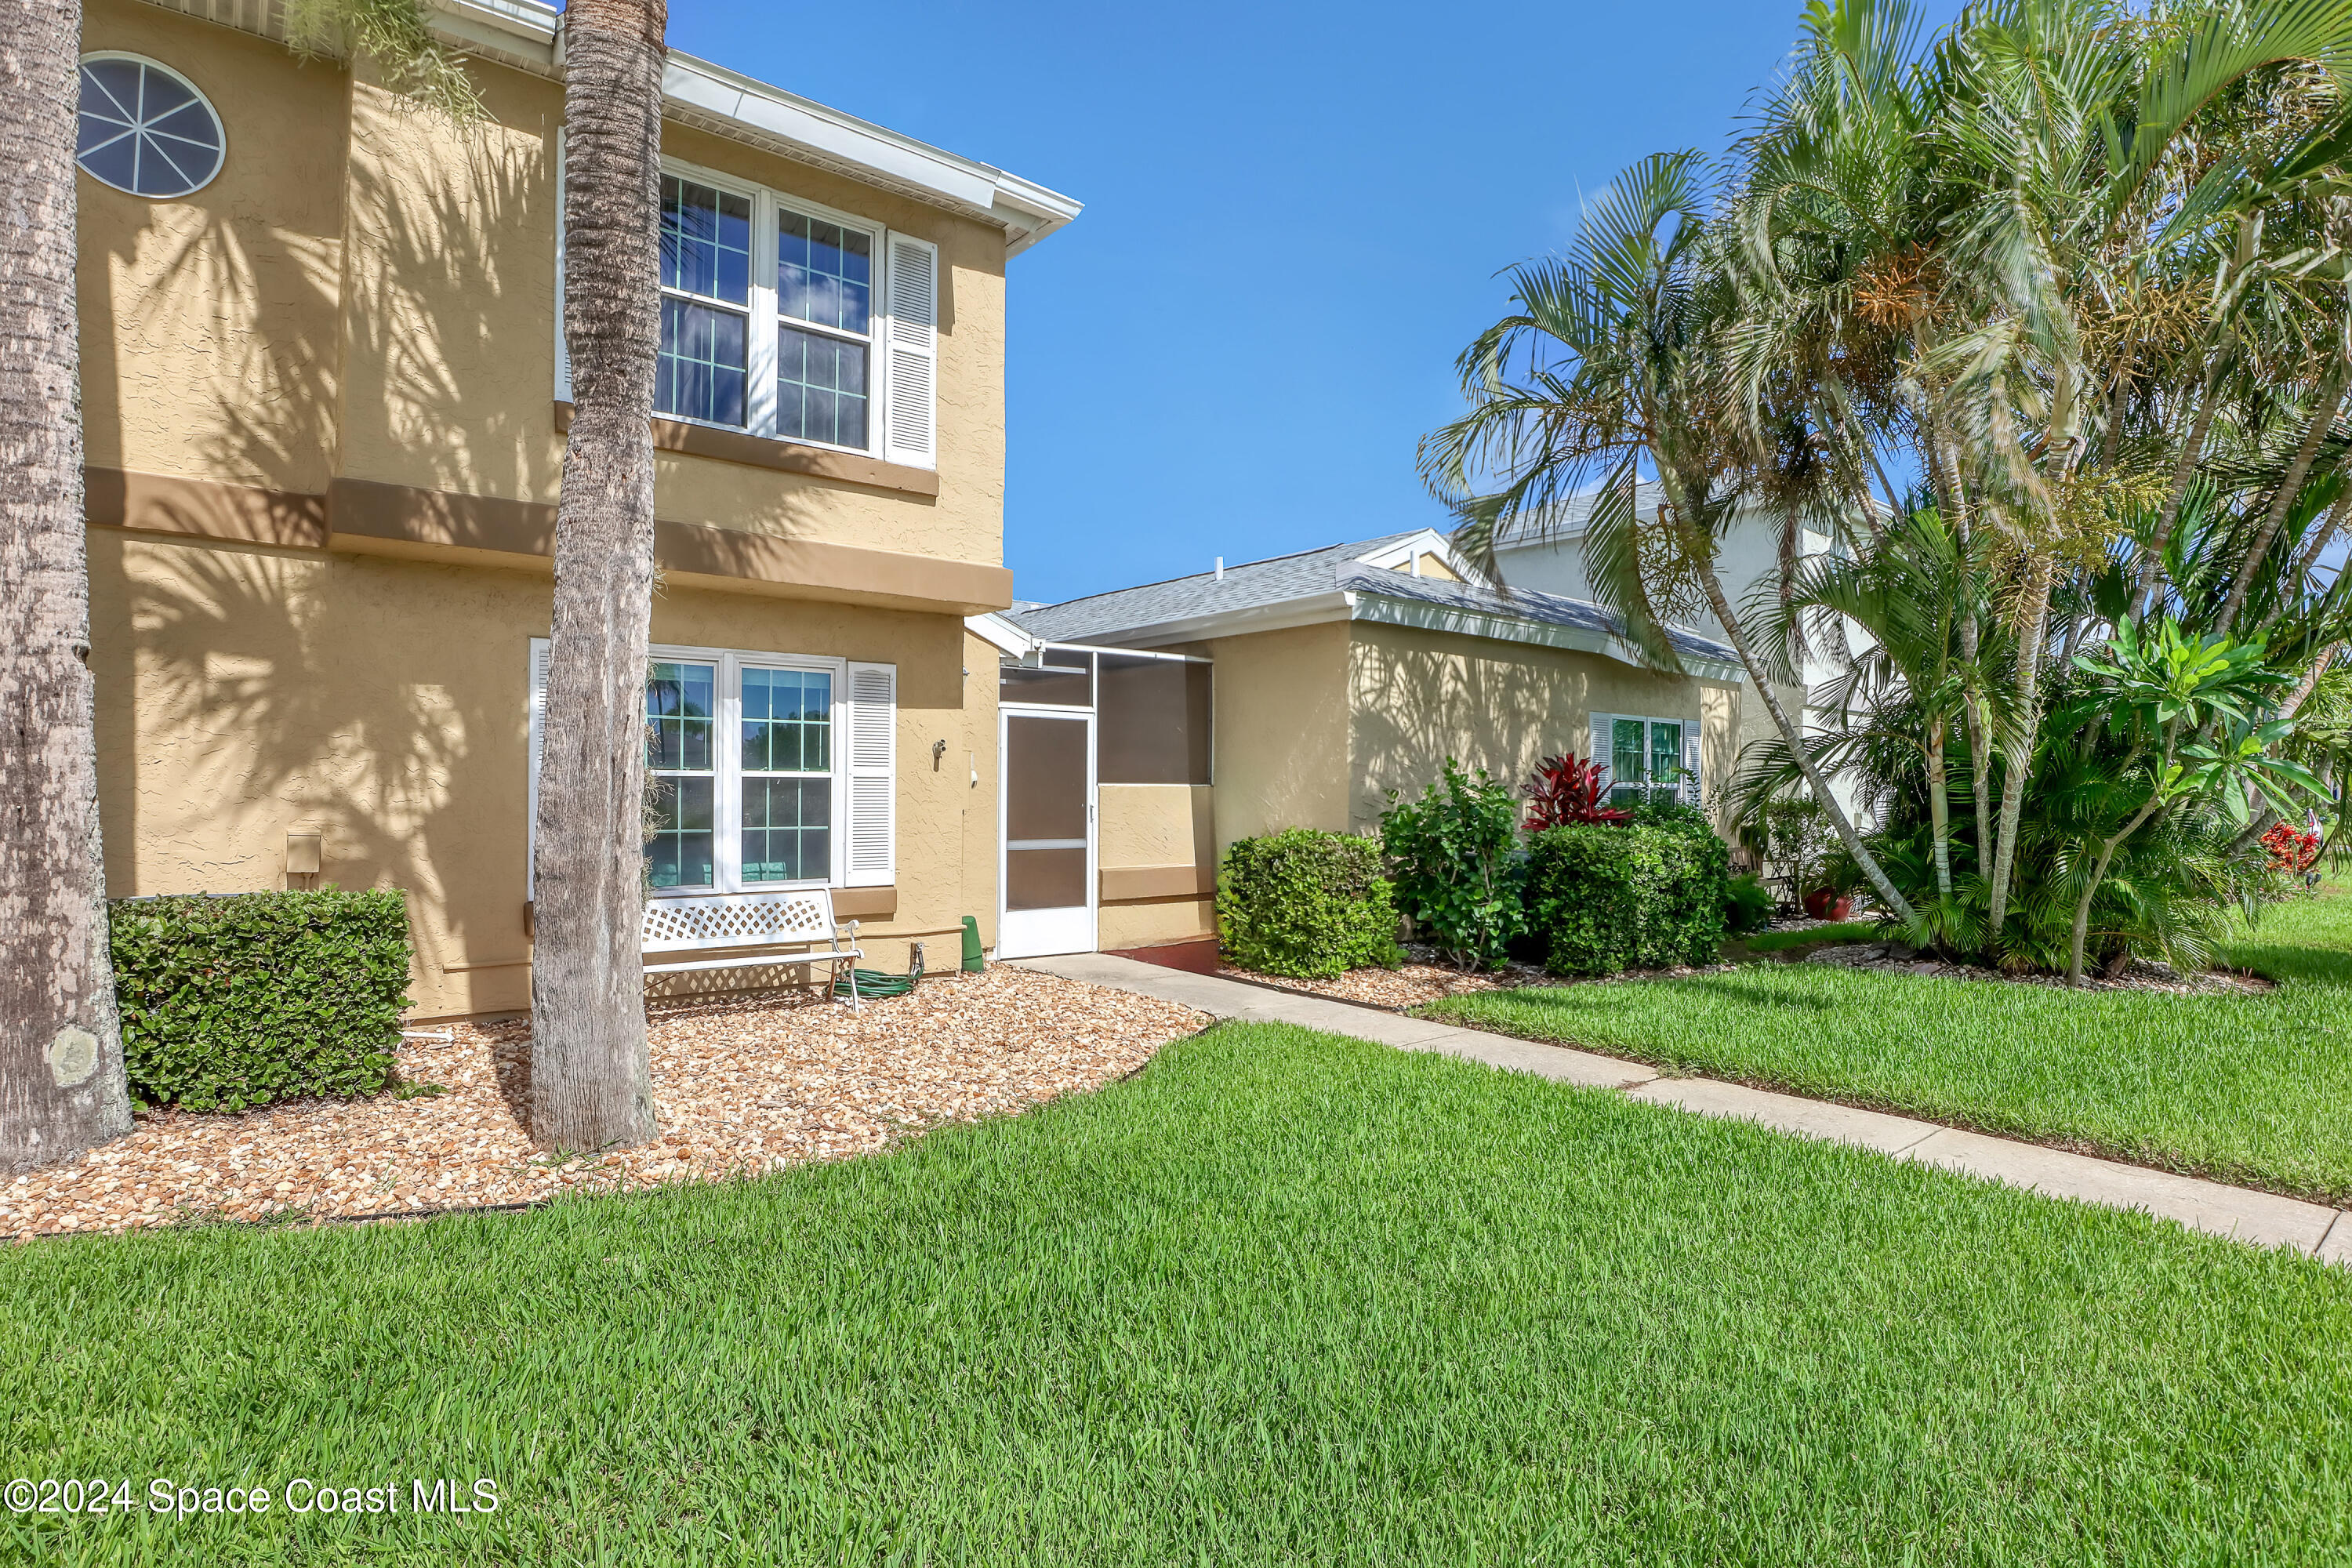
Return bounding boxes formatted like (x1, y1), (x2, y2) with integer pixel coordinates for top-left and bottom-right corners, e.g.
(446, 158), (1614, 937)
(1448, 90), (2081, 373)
(2260, 819), (2321, 873)
(1525, 753), (1631, 830)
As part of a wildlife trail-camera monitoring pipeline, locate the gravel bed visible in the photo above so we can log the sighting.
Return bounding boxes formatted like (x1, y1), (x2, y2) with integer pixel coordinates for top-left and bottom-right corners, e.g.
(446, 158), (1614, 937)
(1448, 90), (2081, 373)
(2, 967), (1203, 1240)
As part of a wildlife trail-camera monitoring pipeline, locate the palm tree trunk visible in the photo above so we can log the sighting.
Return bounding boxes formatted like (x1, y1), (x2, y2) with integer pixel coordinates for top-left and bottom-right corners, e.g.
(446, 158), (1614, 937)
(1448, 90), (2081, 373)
(530, 0), (666, 1152)
(1926, 720), (1953, 902)
(2216, 367), (2347, 637)
(1686, 532), (1918, 923)
(2132, 358), (2227, 621)
(1, 0), (134, 1171)
(1984, 547), (2056, 937)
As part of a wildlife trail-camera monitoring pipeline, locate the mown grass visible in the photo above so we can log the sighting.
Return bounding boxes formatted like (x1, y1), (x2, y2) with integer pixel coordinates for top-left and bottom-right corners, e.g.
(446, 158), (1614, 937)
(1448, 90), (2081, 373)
(4, 1020), (2351, 1565)
(1737, 919), (1880, 953)
(1429, 884), (2352, 1201)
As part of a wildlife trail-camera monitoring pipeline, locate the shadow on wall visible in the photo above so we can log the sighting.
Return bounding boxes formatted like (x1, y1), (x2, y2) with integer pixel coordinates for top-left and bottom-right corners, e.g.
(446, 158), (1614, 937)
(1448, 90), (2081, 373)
(1346, 632), (1704, 829)
(93, 533), (523, 971)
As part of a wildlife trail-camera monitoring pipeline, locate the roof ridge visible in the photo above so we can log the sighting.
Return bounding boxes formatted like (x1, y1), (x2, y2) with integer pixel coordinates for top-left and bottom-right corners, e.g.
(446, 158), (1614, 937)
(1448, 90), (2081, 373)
(1021, 531), (1429, 613)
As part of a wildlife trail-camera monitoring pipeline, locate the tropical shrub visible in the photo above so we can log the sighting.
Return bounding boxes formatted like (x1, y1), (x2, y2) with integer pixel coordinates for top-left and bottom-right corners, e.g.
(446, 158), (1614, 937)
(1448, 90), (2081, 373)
(1523, 753), (1628, 829)
(1724, 873), (1774, 936)
(2262, 820), (2321, 874)
(1381, 760), (1526, 970)
(1218, 829), (1402, 978)
(110, 888), (412, 1112)
(1524, 821), (1730, 976)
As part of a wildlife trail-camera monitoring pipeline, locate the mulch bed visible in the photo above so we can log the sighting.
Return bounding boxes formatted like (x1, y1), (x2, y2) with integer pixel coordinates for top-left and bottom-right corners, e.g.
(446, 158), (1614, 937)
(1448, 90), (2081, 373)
(2, 967), (1203, 1240)
(1799, 942), (2274, 994)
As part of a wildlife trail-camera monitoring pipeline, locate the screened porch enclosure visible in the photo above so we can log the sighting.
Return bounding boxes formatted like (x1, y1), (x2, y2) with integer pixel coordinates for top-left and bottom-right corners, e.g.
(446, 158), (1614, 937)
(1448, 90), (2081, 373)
(996, 644), (1210, 959)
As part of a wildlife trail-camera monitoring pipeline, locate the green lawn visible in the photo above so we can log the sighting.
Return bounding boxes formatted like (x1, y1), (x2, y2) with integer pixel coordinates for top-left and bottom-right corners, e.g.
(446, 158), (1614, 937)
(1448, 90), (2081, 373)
(1428, 884), (2352, 1202)
(5, 1021), (2351, 1564)
(1737, 918), (1880, 953)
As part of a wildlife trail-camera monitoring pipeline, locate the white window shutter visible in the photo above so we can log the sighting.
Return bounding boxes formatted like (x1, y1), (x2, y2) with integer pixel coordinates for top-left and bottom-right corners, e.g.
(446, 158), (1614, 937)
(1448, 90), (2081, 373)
(1682, 728), (1702, 805)
(1589, 713), (1613, 789)
(881, 234), (938, 469)
(527, 638), (550, 894)
(845, 661), (897, 886)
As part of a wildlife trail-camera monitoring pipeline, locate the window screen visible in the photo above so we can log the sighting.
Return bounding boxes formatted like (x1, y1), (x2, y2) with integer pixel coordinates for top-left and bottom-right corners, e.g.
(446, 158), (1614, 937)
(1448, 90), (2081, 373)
(1097, 654), (1210, 784)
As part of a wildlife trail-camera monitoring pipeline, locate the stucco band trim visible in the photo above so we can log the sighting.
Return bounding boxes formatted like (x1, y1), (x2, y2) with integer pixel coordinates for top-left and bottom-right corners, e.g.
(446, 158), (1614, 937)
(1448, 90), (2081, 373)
(554, 402), (940, 498)
(1100, 865), (1215, 901)
(84, 466), (328, 549)
(323, 478), (1014, 613)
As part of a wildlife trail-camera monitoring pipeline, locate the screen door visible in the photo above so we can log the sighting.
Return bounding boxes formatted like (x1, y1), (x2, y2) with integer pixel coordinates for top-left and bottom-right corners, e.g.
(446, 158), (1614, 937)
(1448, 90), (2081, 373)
(998, 706), (1096, 958)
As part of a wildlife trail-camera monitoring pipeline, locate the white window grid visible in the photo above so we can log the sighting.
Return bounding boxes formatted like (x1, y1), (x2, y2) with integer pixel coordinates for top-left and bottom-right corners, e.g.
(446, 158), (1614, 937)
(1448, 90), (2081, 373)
(647, 642), (849, 896)
(1603, 714), (1697, 805)
(648, 157), (890, 460)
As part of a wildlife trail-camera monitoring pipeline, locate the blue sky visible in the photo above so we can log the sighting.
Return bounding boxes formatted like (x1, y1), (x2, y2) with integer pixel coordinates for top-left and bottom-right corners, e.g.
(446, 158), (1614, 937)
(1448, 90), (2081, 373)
(666, 0), (1967, 606)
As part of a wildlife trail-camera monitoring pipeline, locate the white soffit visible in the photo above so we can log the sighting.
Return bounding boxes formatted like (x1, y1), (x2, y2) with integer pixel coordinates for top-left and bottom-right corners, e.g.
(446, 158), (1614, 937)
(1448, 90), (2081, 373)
(140, 0), (1081, 254)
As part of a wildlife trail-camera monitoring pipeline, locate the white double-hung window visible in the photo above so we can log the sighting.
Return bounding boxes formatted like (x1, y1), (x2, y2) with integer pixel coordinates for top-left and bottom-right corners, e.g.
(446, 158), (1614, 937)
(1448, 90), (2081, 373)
(556, 156), (938, 469)
(529, 642), (897, 896)
(1591, 713), (1703, 808)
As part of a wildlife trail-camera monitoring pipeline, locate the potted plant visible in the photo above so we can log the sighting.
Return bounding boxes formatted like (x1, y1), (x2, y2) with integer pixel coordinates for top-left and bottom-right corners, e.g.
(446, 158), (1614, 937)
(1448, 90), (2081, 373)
(1802, 885), (1853, 921)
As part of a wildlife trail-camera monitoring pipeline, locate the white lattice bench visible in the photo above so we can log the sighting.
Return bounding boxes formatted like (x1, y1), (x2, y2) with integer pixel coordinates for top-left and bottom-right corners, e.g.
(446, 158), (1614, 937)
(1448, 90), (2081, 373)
(641, 889), (866, 1006)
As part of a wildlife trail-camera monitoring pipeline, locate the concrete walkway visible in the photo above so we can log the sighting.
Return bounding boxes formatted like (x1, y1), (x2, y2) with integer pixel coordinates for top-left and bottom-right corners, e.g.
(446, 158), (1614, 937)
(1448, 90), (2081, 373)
(1018, 953), (2352, 1264)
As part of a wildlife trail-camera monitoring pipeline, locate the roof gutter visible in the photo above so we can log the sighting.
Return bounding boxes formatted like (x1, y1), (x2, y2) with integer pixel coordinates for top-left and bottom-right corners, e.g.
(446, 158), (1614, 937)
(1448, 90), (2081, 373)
(417, 0), (1082, 254)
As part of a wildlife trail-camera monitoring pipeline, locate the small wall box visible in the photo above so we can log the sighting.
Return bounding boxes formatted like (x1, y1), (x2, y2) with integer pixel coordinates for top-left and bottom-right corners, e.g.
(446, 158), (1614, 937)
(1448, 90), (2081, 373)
(286, 831), (323, 876)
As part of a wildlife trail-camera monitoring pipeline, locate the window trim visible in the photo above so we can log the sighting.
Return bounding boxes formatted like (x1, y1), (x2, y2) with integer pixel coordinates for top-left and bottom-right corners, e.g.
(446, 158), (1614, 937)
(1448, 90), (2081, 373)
(1598, 712), (1699, 806)
(646, 154), (888, 462)
(76, 52), (227, 199)
(646, 641), (849, 898)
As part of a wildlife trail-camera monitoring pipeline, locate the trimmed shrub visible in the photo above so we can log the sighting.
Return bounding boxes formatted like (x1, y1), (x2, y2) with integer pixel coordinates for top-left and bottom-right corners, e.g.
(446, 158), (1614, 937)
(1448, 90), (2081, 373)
(111, 889), (412, 1111)
(1525, 820), (1730, 975)
(1218, 829), (1402, 978)
(1380, 760), (1526, 971)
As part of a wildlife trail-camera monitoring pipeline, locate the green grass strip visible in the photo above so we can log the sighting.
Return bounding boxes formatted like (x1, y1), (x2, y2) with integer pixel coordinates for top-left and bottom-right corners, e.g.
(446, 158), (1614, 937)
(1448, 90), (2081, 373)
(3, 1019), (2350, 1563)
(1738, 919), (1880, 953)
(1428, 885), (2352, 1202)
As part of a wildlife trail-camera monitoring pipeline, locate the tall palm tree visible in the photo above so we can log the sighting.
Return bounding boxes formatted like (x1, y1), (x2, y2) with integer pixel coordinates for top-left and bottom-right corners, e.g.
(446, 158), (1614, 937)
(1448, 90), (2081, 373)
(1421, 151), (1919, 922)
(2, 0), (481, 1171)
(528, 0), (667, 1153)
(0, 0), (130, 1171)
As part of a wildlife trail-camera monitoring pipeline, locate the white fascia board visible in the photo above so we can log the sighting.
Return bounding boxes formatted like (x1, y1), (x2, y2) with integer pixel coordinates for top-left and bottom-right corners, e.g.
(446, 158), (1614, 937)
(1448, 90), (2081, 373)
(1044, 592), (1357, 650)
(422, 0), (1082, 256)
(1347, 592), (1748, 684)
(1355, 528), (1486, 584)
(964, 613), (1040, 659)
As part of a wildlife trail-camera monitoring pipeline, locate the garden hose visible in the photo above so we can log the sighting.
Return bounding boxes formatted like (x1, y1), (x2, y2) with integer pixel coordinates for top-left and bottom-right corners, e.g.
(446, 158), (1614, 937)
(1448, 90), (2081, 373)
(832, 967), (917, 999)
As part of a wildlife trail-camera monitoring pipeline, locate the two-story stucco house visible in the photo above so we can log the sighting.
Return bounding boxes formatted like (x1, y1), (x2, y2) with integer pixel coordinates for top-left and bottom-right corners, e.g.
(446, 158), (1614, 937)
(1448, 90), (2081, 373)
(77, 0), (1079, 1016)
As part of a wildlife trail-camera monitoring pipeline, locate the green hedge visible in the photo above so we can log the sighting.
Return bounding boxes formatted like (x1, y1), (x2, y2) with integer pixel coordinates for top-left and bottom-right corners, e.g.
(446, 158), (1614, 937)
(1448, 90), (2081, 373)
(111, 889), (413, 1111)
(1218, 829), (1402, 978)
(1524, 818), (1730, 976)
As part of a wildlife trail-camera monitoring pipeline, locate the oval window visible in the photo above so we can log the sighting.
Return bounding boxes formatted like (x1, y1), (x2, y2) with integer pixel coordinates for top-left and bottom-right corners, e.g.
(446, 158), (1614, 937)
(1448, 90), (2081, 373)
(76, 54), (224, 198)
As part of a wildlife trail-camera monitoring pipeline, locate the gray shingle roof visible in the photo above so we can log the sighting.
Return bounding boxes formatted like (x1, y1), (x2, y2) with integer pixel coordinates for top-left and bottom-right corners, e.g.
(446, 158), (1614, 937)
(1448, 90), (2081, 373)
(1004, 532), (1426, 644)
(1006, 532), (1740, 670)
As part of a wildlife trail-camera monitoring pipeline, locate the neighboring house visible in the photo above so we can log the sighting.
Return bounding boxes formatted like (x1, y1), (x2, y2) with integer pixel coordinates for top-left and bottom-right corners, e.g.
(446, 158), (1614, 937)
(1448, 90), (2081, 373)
(78, 0), (1079, 1015)
(1490, 481), (1864, 817)
(1000, 530), (1747, 964)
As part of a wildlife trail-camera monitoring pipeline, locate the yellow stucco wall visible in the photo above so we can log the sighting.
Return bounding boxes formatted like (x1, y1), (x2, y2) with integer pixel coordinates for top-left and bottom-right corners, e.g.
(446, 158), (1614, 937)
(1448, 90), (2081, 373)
(75, 0), (1023, 1012)
(79, 4), (352, 495)
(90, 535), (999, 1016)
(1192, 622), (1352, 857)
(1345, 622), (1741, 830)
(1095, 783), (1215, 950)
(80, 0), (1008, 568)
